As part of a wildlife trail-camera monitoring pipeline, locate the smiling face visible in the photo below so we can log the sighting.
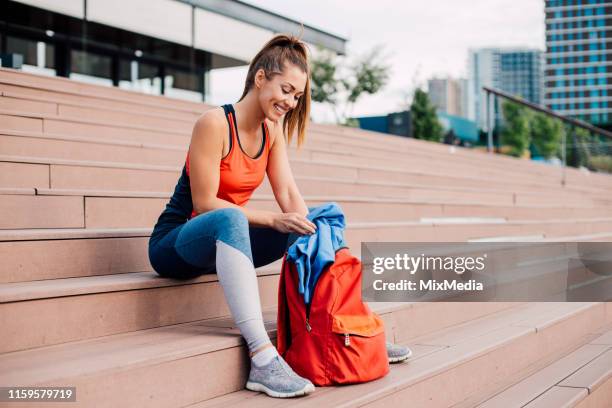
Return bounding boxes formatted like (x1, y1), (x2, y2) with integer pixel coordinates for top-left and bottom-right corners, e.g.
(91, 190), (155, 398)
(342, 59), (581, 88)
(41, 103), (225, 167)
(255, 61), (307, 122)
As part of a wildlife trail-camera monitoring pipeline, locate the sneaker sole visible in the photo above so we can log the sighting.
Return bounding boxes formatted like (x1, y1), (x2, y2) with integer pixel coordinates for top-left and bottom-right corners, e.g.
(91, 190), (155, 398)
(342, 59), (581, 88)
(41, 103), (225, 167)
(246, 381), (315, 398)
(388, 349), (412, 363)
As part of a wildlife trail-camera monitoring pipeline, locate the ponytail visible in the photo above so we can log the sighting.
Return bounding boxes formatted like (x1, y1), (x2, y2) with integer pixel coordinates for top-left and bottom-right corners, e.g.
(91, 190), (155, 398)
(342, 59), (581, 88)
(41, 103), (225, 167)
(239, 31), (311, 148)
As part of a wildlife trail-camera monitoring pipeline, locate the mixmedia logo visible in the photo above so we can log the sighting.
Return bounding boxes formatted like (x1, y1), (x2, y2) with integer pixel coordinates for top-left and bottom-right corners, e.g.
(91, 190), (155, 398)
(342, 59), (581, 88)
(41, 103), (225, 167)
(371, 253), (488, 275)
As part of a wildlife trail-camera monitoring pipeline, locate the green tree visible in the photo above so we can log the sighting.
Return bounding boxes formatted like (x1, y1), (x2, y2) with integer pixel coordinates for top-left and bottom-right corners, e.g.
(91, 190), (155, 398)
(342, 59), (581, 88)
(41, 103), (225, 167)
(409, 88), (443, 142)
(566, 126), (593, 168)
(501, 100), (531, 157)
(310, 46), (390, 126)
(530, 113), (563, 159)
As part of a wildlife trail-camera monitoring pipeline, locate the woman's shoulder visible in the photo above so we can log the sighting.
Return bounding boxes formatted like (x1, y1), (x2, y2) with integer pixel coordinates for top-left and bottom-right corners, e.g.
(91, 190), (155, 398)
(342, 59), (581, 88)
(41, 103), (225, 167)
(192, 107), (227, 140)
(196, 106), (227, 128)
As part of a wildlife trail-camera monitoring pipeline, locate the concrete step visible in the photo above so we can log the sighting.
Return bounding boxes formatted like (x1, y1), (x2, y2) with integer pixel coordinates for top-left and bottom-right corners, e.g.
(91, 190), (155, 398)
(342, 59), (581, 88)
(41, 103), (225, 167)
(0, 302), (544, 408)
(7, 242), (603, 354)
(2, 95), (611, 191)
(0, 110), (575, 190)
(0, 67), (205, 113)
(188, 303), (610, 408)
(3, 68), (612, 188)
(4, 189), (612, 230)
(3, 187), (611, 230)
(3, 216), (612, 283)
(1, 154), (607, 208)
(0, 129), (559, 190)
(2, 85), (610, 189)
(0, 82), (201, 121)
(459, 323), (612, 407)
(0, 268), (280, 353)
(1, 130), (578, 199)
(2, 111), (610, 193)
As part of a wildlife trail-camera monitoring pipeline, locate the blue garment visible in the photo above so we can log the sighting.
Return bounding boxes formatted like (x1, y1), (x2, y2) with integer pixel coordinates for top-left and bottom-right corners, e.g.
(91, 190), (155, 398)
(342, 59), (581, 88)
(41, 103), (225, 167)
(286, 202), (347, 304)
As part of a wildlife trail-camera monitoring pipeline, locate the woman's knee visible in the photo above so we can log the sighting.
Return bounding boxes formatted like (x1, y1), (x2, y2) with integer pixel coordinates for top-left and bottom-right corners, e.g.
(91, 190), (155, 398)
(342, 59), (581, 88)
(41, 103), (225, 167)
(211, 207), (248, 228)
(201, 208), (252, 257)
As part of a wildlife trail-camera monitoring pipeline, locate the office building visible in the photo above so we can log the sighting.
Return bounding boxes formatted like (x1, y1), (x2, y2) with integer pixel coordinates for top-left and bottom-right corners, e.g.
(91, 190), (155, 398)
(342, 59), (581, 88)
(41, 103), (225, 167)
(468, 47), (543, 130)
(544, 0), (611, 125)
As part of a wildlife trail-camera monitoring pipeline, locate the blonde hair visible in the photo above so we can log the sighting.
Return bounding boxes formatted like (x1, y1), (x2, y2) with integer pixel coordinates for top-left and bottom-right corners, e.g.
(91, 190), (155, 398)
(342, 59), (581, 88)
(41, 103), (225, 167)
(238, 32), (311, 148)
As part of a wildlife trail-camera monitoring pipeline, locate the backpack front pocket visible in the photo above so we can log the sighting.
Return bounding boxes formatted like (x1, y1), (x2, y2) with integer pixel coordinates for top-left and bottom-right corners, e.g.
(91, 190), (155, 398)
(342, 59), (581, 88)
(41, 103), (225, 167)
(328, 312), (388, 384)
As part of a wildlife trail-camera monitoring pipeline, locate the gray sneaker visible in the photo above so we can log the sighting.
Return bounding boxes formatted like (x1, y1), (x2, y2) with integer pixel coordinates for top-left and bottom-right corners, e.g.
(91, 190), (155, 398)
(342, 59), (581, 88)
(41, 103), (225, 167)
(386, 341), (412, 363)
(246, 356), (315, 398)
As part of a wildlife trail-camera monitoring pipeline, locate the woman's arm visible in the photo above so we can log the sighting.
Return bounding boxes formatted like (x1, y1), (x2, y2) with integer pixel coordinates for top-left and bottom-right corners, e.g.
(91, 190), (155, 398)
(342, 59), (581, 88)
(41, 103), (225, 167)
(266, 121), (310, 218)
(189, 110), (277, 228)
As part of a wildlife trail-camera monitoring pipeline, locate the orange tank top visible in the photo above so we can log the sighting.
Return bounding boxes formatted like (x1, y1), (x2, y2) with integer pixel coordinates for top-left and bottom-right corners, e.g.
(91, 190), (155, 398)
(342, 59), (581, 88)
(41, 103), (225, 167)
(185, 104), (270, 219)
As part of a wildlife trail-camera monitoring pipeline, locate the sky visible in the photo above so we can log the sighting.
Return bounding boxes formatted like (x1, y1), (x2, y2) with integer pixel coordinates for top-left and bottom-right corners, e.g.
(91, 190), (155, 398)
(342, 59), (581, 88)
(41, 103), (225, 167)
(208, 0), (546, 122)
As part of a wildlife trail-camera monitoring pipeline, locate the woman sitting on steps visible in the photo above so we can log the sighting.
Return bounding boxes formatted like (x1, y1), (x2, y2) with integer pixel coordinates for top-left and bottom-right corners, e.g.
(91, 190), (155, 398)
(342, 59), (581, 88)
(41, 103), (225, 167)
(148, 33), (411, 399)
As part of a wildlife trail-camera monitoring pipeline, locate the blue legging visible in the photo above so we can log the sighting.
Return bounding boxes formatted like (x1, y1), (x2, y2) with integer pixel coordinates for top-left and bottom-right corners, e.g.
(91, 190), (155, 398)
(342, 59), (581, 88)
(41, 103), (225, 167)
(149, 207), (299, 280)
(148, 207), (300, 354)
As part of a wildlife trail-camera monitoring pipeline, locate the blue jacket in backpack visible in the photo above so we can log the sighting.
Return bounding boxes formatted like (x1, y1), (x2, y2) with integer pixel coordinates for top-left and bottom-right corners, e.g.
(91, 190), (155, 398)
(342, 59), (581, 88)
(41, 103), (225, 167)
(286, 202), (347, 305)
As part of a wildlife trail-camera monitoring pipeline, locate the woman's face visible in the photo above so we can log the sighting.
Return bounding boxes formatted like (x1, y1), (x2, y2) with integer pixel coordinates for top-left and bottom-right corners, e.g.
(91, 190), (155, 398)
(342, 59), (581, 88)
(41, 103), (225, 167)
(256, 62), (307, 122)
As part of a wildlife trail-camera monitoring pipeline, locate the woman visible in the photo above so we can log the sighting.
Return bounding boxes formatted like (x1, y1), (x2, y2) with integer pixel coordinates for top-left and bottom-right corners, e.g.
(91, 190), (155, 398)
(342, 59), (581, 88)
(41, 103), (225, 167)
(148, 33), (410, 399)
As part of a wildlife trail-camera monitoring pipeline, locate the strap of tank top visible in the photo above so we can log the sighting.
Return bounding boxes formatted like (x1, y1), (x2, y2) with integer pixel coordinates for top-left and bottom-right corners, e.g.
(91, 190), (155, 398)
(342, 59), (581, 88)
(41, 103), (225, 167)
(186, 105), (235, 176)
(222, 104), (236, 157)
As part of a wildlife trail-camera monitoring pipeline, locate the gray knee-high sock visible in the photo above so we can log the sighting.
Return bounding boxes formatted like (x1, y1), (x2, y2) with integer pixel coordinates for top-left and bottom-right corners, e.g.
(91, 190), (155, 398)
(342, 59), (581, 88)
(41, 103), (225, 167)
(215, 240), (278, 365)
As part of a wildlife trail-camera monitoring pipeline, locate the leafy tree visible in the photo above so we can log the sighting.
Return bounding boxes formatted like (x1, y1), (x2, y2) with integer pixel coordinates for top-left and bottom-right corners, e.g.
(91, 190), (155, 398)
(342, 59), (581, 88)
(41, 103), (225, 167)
(530, 113), (563, 159)
(501, 100), (531, 157)
(409, 88), (444, 141)
(310, 46), (390, 126)
(566, 126), (593, 168)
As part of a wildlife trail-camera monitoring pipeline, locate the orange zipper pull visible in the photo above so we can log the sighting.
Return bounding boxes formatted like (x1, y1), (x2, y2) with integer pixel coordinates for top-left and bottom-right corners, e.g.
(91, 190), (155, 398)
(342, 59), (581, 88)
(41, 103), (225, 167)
(344, 333), (350, 346)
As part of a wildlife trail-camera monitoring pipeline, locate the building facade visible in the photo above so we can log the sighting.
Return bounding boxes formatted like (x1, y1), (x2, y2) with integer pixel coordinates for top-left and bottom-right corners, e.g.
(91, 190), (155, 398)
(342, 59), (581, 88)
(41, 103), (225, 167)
(0, 0), (346, 102)
(427, 77), (468, 118)
(468, 48), (543, 130)
(544, 0), (611, 126)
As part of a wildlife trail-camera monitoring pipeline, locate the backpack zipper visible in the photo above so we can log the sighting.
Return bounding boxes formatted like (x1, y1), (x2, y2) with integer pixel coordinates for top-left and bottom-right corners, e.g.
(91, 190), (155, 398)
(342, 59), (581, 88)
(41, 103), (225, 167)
(344, 333), (350, 346)
(298, 246), (349, 334)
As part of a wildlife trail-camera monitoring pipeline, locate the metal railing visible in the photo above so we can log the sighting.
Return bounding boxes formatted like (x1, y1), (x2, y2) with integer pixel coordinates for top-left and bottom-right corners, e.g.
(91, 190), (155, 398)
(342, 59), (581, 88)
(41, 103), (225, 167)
(484, 86), (612, 185)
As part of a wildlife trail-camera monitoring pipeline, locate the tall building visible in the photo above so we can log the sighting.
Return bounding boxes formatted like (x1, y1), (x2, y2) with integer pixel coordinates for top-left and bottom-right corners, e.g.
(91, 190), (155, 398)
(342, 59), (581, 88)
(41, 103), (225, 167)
(427, 77), (468, 117)
(0, 0), (345, 102)
(544, 0), (611, 126)
(468, 48), (544, 130)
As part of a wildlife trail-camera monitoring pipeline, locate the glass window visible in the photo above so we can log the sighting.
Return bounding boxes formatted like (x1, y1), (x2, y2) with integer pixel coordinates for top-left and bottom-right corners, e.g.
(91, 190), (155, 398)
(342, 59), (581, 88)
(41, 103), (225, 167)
(118, 60), (162, 95)
(69, 49), (112, 86)
(6, 36), (55, 73)
(164, 68), (203, 102)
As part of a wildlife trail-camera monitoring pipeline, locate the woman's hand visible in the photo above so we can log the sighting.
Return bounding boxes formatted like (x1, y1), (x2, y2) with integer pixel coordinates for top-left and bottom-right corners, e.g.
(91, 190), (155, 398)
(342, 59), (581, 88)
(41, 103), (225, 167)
(271, 212), (317, 235)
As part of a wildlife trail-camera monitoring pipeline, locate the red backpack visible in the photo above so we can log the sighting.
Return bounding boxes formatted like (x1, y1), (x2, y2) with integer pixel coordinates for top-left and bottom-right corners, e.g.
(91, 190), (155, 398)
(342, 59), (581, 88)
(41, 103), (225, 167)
(276, 247), (390, 386)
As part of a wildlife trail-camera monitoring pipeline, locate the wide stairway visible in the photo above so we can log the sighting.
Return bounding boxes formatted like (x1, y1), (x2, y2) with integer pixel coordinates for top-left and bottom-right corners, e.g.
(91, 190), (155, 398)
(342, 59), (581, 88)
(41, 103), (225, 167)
(0, 67), (611, 407)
